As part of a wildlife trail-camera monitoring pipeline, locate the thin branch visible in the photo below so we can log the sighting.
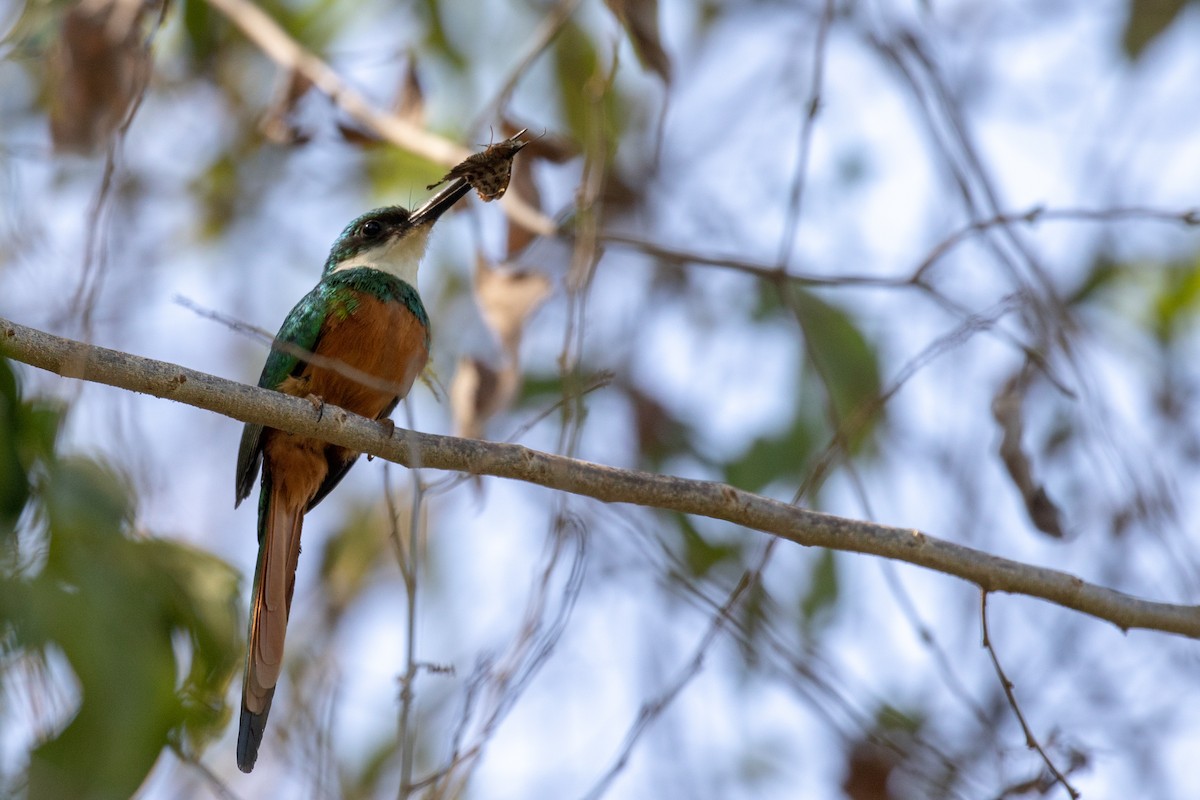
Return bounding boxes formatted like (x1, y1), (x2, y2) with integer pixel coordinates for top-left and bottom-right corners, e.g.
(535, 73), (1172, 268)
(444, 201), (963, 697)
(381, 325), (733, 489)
(601, 205), (1200, 289)
(397, 401), (426, 800)
(775, 0), (835, 268)
(4, 316), (1200, 639)
(469, 0), (582, 133)
(582, 563), (758, 800)
(980, 591), (1080, 799)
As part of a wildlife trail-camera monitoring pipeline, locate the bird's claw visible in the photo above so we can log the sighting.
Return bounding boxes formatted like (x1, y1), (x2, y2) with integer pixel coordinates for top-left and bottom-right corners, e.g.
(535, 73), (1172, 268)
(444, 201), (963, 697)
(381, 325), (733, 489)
(305, 393), (326, 422)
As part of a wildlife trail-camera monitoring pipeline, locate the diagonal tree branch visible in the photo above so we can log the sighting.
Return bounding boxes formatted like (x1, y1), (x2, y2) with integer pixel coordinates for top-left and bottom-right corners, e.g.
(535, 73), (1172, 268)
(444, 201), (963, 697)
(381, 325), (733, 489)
(3, 315), (1199, 639)
(202, 0), (556, 239)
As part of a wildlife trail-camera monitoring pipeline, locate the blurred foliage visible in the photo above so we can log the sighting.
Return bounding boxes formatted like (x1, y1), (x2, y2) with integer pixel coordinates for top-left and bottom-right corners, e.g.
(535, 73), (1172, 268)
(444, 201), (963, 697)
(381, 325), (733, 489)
(0, 358), (241, 799)
(791, 288), (883, 452)
(676, 515), (743, 580)
(799, 548), (838, 636)
(1, 0), (1198, 796)
(1122, 0), (1198, 59)
(318, 502), (394, 626)
(1071, 253), (1200, 345)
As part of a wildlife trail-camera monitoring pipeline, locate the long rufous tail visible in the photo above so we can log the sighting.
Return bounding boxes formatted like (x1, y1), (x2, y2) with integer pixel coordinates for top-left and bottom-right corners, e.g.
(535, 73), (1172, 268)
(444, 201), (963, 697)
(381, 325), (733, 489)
(237, 473), (304, 773)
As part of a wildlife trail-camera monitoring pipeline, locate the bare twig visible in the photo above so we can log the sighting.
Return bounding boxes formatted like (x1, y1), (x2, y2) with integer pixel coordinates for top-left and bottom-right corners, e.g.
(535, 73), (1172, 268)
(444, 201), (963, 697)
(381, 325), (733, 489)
(469, 0), (582, 132)
(170, 745), (245, 800)
(775, 0), (835, 268)
(4, 316), (1200, 638)
(396, 401), (427, 800)
(980, 591), (1080, 799)
(581, 560), (759, 800)
(601, 205), (1200, 289)
(427, 515), (587, 797)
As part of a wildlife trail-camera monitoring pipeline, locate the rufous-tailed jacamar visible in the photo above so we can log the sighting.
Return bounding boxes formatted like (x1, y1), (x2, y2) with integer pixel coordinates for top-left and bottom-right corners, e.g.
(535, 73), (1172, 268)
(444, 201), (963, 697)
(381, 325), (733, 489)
(233, 179), (471, 772)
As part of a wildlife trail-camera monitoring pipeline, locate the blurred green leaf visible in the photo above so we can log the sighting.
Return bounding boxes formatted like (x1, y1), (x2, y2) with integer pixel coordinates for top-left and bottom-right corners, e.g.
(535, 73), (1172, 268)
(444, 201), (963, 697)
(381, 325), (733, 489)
(791, 288), (883, 452)
(418, 0), (466, 69)
(0, 371), (240, 797)
(724, 406), (819, 494)
(0, 358), (63, 544)
(676, 516), (742, 579)
(1067, 256), (1121, 306)
(365, 145), (444, 204)
(799, 549), (838, 635)
(1122, 0), (1194, 60)
(751, 280), (786, 322)
(1152, 255), (1200, 343)
(0, 359), (32, 532)
(260, 0), (349, 52)
(519, 372), (568, 402)
(1070, 253), (1200, 345)
(319, 502), (391, 623)
(552, 18), (628, 153)
(193, 153), (240, 239)
(875, 703), (924, 735)
(554, 21), (599, 145)
(181, 0), (224, 65)
(736, 578), (769, 670)
(143, 538), (242, 752)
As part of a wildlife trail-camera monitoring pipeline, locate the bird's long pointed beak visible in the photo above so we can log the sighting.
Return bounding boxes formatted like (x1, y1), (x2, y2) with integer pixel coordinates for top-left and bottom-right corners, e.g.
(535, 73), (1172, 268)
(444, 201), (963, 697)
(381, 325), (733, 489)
(410, 179), (472, 227)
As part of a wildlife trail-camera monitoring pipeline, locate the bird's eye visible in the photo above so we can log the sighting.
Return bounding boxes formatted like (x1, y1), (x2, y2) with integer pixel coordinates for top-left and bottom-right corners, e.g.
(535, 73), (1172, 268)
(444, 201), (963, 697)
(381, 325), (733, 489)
(361, 220), (383, 239)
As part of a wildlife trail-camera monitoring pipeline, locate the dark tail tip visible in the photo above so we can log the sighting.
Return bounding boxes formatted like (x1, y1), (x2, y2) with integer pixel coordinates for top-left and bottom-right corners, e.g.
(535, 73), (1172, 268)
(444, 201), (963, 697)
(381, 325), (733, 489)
(237, 705), (269, 773)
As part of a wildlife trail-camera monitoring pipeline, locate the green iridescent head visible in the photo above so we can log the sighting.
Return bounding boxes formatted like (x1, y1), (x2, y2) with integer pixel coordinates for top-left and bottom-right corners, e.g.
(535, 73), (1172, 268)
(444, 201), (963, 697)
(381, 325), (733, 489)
(322, 180), (475, 280)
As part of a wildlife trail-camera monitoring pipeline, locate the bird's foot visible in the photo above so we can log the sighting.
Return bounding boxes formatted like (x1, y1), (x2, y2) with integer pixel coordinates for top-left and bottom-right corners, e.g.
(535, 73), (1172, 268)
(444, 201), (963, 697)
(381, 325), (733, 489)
(305, 393), (326, 422)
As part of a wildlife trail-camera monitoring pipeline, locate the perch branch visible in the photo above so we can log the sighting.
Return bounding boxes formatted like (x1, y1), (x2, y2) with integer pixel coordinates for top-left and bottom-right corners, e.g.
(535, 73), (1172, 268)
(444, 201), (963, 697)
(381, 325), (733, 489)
(3, 316), (1199, 639)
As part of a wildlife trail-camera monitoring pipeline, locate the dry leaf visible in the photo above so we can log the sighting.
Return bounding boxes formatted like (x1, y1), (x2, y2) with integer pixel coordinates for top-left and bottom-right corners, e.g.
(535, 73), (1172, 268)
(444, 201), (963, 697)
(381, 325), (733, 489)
(603, 0), (671, 83)
(474, 255), (552, 361)
(992, 365), (1065, 539)
(497, 120), (574, 256)
(260, 68), (313, 145)
(504, 151), (541, 257)
(452, 256), (551, 439)
(449, 356), (518, 439)
(394, 57), (425, 126)
(49, 0), (151, 154)
(336, 122), (384, 146)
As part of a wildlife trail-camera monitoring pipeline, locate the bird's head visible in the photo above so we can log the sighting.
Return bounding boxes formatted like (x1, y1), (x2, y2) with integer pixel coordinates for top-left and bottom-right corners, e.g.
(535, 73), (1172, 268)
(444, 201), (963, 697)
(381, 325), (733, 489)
(322, 179), (471, 284)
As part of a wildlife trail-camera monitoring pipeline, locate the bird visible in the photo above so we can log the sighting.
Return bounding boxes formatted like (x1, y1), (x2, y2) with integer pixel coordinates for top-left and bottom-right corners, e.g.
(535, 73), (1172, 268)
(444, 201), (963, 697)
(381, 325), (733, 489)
(232, 179), (471, 773)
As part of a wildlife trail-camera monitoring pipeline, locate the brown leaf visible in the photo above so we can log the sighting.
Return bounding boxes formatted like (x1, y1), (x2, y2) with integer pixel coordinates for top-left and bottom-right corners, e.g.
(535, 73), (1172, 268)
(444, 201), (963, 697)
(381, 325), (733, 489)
(49, 0), (151, 154)
(992, 365), (1065, 539)
(841, 739), (896, 800)
(336, 122), (384, 147)
(505, 153), (541, 257)
(394, 56), (425, 126)
(449, 356), (518, 439)
(603, 0), (671, 83)
(259, 68), (313, 145)
(498, 120), (575, 256)
(474, 255), (552, 361)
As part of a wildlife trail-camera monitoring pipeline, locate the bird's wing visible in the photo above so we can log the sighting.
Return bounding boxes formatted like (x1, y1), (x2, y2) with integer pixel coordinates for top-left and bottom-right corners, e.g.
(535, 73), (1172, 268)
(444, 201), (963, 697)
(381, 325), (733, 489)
(235, 284), (330, 507)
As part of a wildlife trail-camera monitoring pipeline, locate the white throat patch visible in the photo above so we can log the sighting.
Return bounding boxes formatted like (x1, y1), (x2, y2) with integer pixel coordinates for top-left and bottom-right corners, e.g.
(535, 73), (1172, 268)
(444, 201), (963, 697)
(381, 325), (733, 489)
(331, 226), (432, 287)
